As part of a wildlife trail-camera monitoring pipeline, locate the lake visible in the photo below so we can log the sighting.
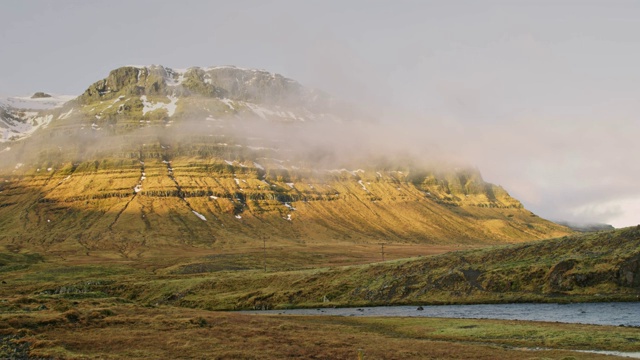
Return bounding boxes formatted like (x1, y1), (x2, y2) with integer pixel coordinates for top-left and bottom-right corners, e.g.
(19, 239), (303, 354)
(242, 302), (640, 327)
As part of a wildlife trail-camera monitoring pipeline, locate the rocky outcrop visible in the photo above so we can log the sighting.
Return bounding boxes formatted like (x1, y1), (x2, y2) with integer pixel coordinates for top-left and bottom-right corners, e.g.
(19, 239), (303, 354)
(547, 259), (578, 291)
(618, 253), (640, 287)
(31, 92), (52, 99)
(78, 65), (317, 105)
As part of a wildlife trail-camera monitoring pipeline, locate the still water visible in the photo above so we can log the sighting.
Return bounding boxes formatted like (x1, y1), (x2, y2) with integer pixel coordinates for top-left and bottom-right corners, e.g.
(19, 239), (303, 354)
(243, 302), (640, 327)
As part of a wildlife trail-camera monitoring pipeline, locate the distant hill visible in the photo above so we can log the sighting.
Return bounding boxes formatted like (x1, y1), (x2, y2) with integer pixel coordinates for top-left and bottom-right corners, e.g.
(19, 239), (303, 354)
(165, 226), (639, 309)
(556, 221), (615, 233)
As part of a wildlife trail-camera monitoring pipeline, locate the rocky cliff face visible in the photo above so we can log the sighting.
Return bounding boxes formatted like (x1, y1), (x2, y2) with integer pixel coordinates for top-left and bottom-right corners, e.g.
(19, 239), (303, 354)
(0, 65), (572, 256)
(26, 65), (339, 139)
(77, 65), (327, 109)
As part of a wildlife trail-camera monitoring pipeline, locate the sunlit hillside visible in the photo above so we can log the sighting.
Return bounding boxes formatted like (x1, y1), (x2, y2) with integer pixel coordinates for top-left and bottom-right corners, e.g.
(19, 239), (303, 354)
(0, 66), (571, 260)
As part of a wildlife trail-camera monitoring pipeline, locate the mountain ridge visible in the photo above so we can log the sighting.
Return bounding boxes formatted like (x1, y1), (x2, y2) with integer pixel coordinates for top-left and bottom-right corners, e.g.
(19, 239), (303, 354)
(0, 64), (339, 142)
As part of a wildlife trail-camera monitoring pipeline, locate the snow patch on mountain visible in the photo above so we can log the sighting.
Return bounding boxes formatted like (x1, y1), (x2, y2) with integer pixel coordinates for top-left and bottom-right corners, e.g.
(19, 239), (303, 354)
(243, 102), (308, 122)
(1, 110), (54, 142)
(57, 108), (74, 120)
(358, 180), (369, 192)
(165, 68), (186, 87)
(165, 96), (178, 116)
(140, 95), (179, 117)
(192, 210), (207, 221)
(220, 98), (235, 110)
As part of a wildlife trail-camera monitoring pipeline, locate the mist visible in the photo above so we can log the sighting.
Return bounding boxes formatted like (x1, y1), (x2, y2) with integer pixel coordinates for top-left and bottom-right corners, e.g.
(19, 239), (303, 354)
(2, 84), (638, 229)
(0, 106), (456, 172)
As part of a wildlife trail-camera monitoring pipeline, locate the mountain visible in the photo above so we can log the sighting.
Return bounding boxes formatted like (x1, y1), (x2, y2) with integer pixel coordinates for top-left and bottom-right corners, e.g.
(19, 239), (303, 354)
(555, 221), (615, 233)
(0, 65), (571, 257)
(1, 65), (338, 143)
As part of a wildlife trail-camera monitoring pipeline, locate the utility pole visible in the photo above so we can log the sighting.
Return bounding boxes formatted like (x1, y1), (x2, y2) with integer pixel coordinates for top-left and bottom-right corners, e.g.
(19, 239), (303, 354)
(263, 236), (267, 272)
(380, 243), (385, 262)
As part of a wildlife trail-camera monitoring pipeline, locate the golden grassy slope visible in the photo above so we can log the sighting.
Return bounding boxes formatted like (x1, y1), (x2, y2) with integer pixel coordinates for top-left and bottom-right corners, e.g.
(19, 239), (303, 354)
(0, 140), (571, 258)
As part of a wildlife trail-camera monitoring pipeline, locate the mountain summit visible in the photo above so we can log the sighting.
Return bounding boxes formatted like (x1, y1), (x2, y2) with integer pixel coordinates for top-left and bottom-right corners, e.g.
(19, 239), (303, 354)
(80, 65), (318, 106)
(74, 64), (342, 128)
(1, 65), (338, 142)
(0, 65), (571, 257)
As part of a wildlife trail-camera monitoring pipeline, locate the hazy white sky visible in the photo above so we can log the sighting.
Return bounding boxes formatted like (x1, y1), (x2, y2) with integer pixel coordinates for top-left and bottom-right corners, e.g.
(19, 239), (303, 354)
(1, 0), (639, 227)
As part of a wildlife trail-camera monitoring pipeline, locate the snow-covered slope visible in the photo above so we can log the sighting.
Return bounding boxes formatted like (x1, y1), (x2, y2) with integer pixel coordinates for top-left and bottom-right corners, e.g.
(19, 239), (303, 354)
(0, 94), (75, 110)
(0, 94), (75, 142)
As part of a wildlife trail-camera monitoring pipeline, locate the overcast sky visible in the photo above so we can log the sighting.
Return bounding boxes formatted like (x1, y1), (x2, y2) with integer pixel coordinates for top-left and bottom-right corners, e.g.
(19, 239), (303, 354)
(1, 0), (639, 227)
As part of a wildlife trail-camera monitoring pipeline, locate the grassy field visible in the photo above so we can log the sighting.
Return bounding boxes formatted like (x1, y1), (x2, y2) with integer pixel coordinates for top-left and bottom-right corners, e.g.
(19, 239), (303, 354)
(0, 227), (639, 358)
(2, 298), (639, 359)
(6, 227), (636, 312)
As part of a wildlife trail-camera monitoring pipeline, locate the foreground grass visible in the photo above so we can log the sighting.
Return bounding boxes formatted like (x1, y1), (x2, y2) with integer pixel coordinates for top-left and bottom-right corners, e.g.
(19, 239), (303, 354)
(1, 297), (638, 359)
(1, 227), (639, 358)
